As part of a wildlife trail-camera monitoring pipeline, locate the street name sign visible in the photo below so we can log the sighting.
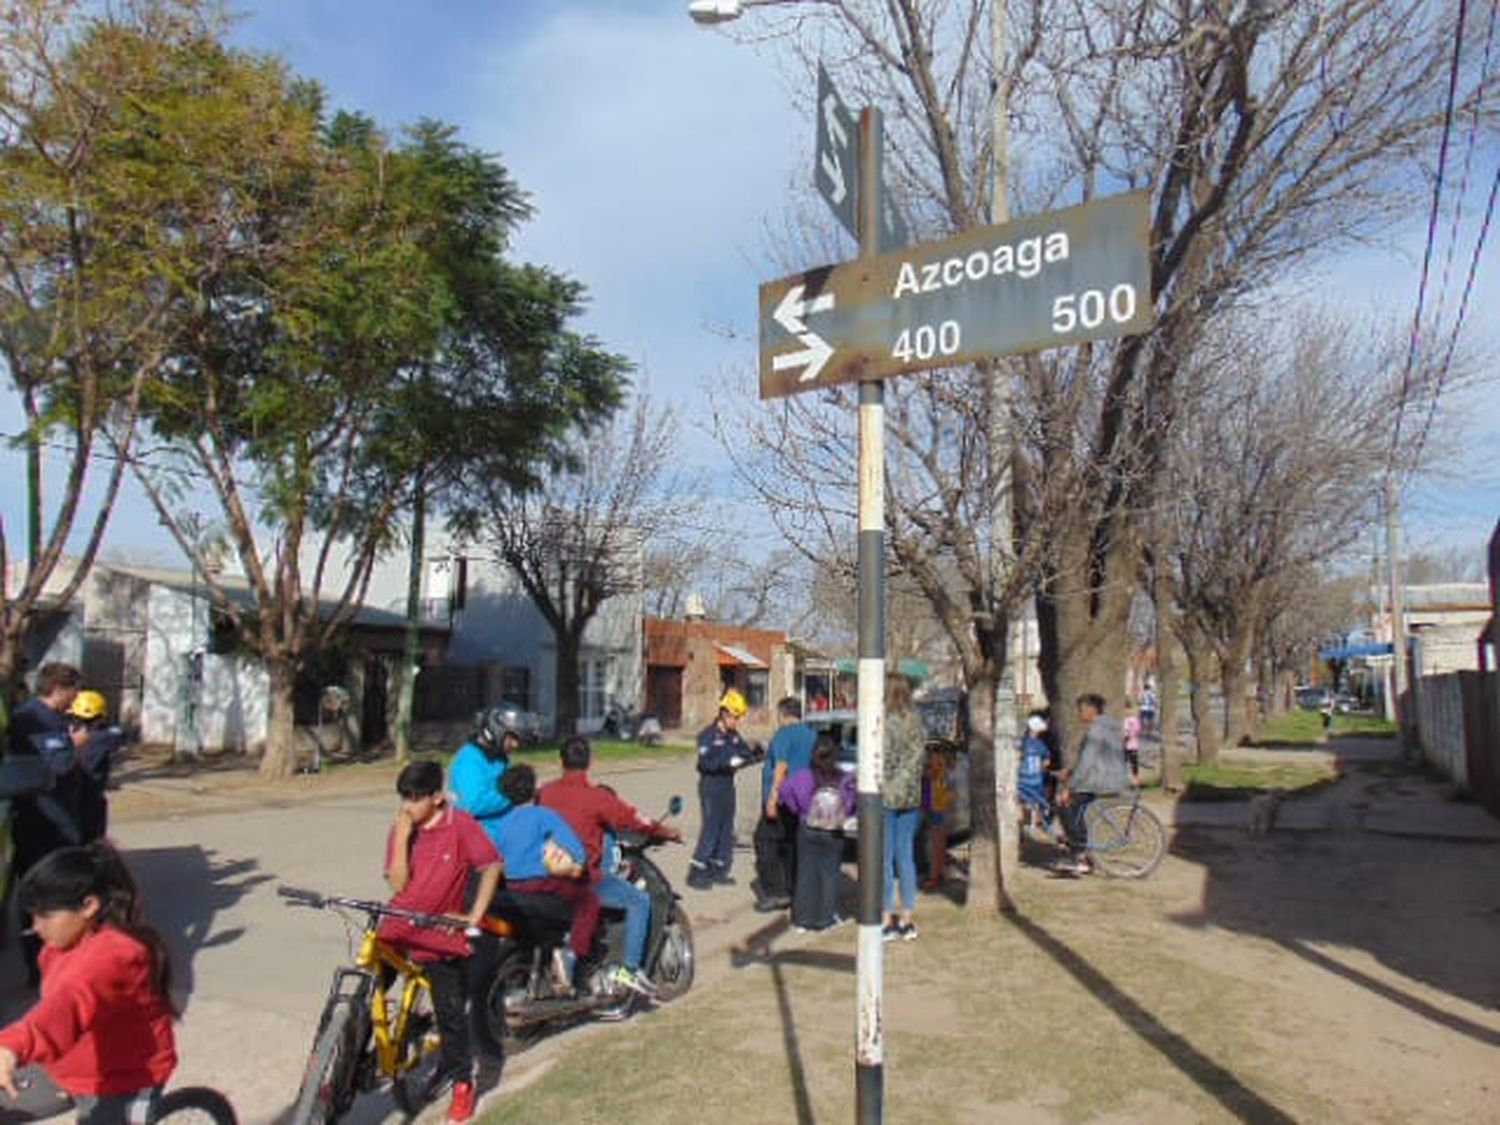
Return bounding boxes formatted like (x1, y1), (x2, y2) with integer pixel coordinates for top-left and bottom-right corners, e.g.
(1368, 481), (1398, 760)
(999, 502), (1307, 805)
(758, 191), (1153, 400)
(815, 62), (911, 253)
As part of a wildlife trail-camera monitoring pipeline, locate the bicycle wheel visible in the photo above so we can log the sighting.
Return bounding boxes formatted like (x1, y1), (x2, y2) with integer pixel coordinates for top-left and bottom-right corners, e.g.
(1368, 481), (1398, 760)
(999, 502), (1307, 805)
(390, 983), (443, 1117)
(149, 1087), (238, 1124)
(653, 904), (695, 1002)
(290, 997), (364, 1124)
(1085, 798), (1166, 879)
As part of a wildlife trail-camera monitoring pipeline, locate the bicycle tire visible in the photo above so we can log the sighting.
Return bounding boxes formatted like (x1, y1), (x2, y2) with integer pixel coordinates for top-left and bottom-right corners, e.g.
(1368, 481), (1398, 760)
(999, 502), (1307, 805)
(149, 1086), (238, 1124)
(289, 997), (362, 1124)
(390, 983), (443, 1117)
(1085, 798), (1166, 879)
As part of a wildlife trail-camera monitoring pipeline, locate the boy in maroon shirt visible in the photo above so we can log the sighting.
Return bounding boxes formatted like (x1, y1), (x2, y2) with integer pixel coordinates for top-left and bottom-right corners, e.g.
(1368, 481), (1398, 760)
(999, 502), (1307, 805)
(380, 761), (502, 1122)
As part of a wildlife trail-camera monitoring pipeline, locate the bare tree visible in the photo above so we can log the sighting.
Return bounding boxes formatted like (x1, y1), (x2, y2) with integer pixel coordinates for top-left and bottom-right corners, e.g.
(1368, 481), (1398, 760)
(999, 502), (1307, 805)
(459, 393), (683, 738)
(1162, 312), (1423, 761)
(720, 0), (1486, 911)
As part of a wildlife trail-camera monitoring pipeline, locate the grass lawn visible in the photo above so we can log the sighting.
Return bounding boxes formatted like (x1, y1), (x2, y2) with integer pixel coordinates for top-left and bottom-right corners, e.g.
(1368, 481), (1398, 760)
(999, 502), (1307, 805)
(1177, 759), (1341, 801)
(1248, 709), (1396, 746)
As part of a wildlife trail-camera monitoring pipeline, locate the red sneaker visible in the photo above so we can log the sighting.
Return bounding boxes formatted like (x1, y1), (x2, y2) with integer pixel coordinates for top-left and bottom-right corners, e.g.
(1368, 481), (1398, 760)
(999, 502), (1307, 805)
(448, 1080), (476, 1122)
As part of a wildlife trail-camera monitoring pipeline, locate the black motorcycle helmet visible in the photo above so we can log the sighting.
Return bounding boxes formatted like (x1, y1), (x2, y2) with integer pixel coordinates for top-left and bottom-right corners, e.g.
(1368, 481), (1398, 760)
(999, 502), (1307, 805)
(475, 707), (518, 761)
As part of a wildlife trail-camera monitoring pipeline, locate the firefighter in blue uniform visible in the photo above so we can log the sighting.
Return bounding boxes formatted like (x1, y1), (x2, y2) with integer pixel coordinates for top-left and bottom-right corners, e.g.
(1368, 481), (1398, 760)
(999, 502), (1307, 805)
(687, 689), (751, 890)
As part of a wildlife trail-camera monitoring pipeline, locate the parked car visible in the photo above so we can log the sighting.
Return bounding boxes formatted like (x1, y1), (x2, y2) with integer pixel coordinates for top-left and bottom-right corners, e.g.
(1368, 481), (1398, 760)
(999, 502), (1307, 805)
(804, 696), (973, 841)
(1293, 685), (1332, 712)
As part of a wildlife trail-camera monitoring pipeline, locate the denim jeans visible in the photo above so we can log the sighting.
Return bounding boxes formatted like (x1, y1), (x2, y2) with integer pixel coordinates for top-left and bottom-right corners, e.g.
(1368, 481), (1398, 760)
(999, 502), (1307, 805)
(596, 872), (651, 971)
(883, 806), (921, 914)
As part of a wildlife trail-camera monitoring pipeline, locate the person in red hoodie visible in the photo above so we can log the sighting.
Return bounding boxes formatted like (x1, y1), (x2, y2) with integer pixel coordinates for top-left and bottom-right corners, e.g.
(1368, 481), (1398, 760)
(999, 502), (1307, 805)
(0, 843), (176, 1123)
(538, 736), (680, 996)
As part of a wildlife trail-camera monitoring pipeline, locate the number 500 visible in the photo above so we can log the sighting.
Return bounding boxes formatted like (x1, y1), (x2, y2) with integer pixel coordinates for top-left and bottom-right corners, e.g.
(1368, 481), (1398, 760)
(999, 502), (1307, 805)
(1051, 285), (1137, 333)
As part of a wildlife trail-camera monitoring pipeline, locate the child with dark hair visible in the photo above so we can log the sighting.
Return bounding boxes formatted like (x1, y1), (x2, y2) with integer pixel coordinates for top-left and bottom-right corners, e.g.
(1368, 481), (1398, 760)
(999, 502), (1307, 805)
(778, 733), (856, 933)
(381, 760), (502, 1122)
(489, 764), (600, 990)
(0, 843), (176, 1122)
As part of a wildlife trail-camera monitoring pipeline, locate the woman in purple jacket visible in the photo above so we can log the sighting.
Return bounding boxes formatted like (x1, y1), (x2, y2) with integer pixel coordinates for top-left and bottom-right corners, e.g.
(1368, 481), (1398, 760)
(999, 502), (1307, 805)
(779, 734), (857, 932)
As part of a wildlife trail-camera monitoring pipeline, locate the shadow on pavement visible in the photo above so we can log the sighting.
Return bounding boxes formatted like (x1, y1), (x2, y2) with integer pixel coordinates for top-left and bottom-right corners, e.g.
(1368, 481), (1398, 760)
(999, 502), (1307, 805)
(124, 845), (273, 1008)
(1008, 911), (1298, 1124)
(1170, 738), (1500, 1043)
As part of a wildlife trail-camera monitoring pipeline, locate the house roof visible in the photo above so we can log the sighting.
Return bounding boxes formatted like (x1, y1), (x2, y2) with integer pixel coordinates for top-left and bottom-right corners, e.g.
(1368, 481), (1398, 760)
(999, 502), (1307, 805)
(101, 563), (449, 634)
(716, 643), (768, 669)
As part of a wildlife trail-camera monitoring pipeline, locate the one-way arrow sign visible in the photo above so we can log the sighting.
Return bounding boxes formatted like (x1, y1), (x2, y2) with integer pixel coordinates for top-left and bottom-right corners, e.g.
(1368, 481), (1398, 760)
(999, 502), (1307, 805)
(770, 284), (836, 385)
(759, 191), (1154, 400)
(815, 63), (858, 240)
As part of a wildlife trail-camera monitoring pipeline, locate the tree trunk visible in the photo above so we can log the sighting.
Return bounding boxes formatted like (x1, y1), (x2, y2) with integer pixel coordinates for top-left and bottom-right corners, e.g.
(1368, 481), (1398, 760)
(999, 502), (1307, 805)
(260, 656), (299, 779)
(1184, 636), (1221, 765)
(963, 658), (1012, 913)
(554, 627), (583, 740)
(1221, 660), (1249, 749)
(395, 471), (427, 763)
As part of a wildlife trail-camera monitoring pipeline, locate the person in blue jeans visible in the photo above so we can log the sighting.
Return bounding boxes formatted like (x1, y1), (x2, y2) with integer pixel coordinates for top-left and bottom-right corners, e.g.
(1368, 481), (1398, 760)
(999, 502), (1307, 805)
(881, 677), (927, 941)
(539, 738), (680, 996)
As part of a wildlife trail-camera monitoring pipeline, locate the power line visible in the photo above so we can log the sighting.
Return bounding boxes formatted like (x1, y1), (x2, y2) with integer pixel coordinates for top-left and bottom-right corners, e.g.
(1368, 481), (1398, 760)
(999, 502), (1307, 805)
(1390, 0), (1469, 468)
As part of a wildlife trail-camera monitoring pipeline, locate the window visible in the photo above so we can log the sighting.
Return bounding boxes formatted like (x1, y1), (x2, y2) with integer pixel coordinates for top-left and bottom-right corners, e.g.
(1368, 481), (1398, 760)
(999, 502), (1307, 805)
(746, 669), (768, 710)
(580, 657), (609, 720)
(501, 666), (531, 709)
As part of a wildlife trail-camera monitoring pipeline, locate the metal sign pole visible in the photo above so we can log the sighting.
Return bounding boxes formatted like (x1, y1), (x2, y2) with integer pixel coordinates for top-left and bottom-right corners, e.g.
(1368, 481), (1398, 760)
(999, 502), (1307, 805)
(854, 104), (886, 1125)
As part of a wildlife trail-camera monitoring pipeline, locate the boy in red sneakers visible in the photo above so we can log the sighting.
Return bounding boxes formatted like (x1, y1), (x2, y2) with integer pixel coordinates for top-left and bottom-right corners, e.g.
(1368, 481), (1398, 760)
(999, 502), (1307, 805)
(381, 761), (503, 1122)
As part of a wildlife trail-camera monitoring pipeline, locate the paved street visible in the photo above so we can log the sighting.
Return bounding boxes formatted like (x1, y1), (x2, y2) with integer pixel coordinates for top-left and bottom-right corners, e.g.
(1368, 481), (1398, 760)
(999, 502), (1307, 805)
(0, 752), (772, 1125)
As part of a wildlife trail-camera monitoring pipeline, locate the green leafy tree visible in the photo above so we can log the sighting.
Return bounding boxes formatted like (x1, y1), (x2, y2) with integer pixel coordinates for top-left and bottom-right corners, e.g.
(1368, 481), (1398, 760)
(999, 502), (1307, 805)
(0, 0), (247, 698)
(357, 121), (629, 759)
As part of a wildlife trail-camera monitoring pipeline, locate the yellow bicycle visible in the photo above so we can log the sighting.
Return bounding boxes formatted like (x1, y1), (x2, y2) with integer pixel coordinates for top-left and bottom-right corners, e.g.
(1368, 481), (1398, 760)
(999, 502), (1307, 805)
(278, 886), (512, 1123)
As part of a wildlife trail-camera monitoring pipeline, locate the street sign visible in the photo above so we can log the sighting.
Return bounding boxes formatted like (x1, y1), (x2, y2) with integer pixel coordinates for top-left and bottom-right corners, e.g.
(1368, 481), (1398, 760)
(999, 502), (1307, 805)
(758, 191), (1153, 399)
(815, 62), (911, 253)
(815, 62), (858, 241)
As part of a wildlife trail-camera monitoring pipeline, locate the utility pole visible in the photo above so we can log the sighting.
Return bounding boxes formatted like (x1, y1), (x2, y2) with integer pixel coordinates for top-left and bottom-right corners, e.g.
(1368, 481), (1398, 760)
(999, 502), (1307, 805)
(1386, 477), (1410, 754)
(988, 0), (1021, 900)
(853, 106), (887, 1125)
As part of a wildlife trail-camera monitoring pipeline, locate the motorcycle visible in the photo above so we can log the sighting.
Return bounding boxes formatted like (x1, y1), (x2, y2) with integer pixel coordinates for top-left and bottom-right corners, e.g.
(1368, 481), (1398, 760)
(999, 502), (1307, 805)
(474, 797), (693, 1051)
(601, 702), (663, 745)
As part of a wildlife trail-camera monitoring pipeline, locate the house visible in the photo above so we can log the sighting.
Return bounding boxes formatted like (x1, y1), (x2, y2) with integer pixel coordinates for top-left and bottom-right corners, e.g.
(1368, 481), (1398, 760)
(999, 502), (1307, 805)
(9, 558), (448, 754)
(643, 615), (794, 738)
(354, 529), (644, 738)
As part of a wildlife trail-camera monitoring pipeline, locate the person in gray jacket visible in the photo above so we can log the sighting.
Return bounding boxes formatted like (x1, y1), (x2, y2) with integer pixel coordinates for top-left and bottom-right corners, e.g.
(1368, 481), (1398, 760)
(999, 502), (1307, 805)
(1056, 693), (1130, 875)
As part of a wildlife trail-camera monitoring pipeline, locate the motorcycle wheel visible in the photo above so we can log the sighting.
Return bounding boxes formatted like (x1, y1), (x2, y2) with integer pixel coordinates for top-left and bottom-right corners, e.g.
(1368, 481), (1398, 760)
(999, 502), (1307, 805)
(653, 904), (695, 1001)
(481, 949), (541, 1055)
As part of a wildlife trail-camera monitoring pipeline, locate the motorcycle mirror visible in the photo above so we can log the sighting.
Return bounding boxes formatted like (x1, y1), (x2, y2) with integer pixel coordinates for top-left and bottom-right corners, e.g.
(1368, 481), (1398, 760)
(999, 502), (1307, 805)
(668, 795), (684, 817)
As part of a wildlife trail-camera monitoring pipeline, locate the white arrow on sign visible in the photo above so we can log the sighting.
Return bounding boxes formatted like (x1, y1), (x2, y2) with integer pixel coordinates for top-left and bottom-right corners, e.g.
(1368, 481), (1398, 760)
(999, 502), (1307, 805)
(819, 93), (849, 205)
(771, 284), (836, 384)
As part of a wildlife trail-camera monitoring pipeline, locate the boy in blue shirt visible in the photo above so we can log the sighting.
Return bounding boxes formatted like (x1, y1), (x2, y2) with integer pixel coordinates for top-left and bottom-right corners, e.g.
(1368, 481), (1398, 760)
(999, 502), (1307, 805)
(488, 765), (600, 989)
(449, 709), (517, 840)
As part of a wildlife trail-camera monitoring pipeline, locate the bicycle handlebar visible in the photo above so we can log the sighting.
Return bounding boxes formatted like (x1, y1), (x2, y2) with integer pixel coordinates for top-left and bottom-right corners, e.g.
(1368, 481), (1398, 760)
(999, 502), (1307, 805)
(276, 884), (477, 935)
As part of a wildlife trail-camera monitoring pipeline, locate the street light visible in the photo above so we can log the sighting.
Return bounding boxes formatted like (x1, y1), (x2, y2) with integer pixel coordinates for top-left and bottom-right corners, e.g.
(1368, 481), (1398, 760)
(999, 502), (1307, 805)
(687, 0), (745, 23)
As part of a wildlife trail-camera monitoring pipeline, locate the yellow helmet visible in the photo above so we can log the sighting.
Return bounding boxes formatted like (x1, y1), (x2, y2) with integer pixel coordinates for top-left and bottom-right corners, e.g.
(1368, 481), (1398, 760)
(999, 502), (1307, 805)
(719, 689), (749, 719)
(69, 690), (108, 721)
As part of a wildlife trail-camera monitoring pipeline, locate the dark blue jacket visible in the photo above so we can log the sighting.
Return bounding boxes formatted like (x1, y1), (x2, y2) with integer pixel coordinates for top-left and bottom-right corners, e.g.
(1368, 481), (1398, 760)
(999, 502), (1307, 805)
(697, 721), (749, 776)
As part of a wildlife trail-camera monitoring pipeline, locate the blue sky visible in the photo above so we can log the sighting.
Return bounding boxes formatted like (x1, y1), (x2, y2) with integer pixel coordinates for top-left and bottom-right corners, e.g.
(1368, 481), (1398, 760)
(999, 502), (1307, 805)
(2, 0), (1496, 570)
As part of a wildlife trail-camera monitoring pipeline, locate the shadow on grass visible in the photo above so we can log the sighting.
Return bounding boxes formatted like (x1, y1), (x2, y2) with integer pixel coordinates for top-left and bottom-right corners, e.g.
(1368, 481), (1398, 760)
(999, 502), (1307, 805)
(1278, 938), (1500, 1047)
(1008, 912), (1297, 1124)
(729, 914), (858, 1125)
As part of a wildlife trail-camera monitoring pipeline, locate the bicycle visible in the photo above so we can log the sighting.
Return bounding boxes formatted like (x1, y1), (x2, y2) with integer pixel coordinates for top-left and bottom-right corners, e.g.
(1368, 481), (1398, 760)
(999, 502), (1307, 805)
(278, 886), (513, 1124)
(1080, 789), (1167, 878)
(6, 1077), (236, 1123)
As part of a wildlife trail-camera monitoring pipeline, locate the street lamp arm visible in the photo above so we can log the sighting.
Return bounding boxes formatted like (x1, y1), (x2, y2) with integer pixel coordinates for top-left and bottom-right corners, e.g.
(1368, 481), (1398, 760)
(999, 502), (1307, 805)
(687, 0), (832, 26)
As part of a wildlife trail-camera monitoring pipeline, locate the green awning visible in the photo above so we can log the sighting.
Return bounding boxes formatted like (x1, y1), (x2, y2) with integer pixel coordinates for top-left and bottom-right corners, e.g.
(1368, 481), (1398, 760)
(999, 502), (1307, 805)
(834, 658), (930, 679)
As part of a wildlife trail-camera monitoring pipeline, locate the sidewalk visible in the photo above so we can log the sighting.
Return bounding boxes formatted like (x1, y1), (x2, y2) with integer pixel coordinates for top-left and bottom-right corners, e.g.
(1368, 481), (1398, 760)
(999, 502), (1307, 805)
(1164, 735), (1500, 842)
